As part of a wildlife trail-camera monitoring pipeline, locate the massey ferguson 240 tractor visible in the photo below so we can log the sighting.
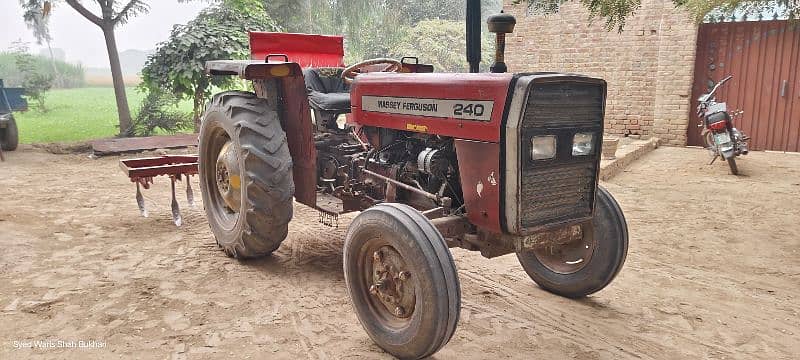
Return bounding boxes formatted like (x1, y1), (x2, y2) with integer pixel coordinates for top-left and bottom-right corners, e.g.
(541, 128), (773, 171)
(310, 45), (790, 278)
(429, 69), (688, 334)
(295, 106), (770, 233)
(198, 8), (628, 359)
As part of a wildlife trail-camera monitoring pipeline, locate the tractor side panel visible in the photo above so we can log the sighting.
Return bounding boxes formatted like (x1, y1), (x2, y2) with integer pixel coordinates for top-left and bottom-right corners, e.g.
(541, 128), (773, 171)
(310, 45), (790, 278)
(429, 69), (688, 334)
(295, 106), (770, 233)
(351, 73), (513, 142)
(277, 76), (317, 207)
(454, 139), (502, 233)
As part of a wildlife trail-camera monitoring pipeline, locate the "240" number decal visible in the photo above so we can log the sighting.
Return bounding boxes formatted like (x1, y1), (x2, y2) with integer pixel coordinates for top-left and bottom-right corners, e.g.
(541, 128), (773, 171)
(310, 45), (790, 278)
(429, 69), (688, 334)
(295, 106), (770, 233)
(361, 96), (494, 121)
(453, 103), (486, 117)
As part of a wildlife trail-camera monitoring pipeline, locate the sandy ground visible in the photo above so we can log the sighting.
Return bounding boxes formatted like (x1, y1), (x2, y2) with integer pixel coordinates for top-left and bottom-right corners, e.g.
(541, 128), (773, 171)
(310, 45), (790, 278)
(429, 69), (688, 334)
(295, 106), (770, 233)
(0, 145), (798, 360)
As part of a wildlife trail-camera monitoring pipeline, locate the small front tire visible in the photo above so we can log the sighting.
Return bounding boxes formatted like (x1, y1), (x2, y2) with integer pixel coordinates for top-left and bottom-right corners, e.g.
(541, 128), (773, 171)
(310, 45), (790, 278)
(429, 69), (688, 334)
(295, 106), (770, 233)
(726, 156), (739, 175)
(343, 203), (460, 359)
(1, 116), (19, 151)
(516, 186), (628, 298)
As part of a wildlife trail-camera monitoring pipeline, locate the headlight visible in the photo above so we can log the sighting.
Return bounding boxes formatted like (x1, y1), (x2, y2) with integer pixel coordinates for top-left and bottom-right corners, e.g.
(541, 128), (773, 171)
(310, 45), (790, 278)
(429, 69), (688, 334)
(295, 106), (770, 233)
(572, 132), (595, 156)
(531, 135), (557, 160)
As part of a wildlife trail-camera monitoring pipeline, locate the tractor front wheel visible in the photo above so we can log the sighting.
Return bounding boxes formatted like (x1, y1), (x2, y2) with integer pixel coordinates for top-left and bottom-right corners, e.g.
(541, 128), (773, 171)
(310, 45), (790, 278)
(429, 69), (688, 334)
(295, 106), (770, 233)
(1, 116), (19, 151)
(198, 91), (294, 258)
(516, 186), (628, 298)
(344, 203), (460, 360)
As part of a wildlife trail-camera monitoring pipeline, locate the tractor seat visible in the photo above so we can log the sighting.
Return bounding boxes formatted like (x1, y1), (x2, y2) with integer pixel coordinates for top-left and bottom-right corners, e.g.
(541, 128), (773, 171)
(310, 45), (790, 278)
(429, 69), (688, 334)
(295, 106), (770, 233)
(303, 68), (351, 113)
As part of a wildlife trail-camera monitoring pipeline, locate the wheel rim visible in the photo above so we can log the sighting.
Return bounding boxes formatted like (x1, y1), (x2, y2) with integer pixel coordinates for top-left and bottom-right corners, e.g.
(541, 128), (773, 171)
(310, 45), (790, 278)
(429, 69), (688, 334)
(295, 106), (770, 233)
(216, 141), (242, 211)
(203, 128), (240, 231)
(532, 225), (596, 274)
(358, 236), (417, 328)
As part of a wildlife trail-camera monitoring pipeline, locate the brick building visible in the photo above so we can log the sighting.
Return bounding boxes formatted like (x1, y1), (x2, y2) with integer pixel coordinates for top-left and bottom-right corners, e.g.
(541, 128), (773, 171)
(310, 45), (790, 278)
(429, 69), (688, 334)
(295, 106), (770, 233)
(503, 0), (699, 145)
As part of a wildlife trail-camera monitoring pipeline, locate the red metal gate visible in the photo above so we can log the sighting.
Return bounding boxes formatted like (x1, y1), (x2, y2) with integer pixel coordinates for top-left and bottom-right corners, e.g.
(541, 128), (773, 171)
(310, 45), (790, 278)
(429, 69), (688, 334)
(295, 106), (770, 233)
(689, 21), (800, 152)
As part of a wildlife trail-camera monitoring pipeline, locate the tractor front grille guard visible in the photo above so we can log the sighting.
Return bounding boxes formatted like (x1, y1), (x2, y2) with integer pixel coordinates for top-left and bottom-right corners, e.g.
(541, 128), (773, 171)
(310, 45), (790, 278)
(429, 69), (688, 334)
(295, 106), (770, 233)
(507, 78), (605, 232)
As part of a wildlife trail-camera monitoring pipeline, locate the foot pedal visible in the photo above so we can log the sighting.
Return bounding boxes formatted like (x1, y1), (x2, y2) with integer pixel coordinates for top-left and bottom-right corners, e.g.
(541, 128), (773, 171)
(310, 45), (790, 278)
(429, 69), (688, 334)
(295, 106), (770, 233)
(318, 210), (339, 228)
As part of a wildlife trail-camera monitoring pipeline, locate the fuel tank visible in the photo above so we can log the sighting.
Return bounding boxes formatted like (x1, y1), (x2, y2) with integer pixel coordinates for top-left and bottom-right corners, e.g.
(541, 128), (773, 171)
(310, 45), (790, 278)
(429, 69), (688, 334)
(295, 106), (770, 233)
(350, 72), (514, 143)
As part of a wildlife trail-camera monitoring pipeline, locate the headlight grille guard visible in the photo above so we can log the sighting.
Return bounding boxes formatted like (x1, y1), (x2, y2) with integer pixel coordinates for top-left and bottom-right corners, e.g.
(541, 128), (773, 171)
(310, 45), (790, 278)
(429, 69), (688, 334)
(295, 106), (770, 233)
(501, 73), (607, 235)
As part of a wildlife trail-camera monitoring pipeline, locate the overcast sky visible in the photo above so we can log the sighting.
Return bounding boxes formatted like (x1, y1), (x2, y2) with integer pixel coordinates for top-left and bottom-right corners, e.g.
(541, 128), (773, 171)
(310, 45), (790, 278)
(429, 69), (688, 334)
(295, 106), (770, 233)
(1, 0), (207, 68)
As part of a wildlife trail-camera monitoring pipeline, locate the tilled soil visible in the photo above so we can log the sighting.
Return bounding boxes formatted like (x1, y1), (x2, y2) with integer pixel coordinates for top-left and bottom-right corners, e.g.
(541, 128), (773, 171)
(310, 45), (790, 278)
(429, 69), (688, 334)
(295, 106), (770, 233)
(0, 146), (798, 359)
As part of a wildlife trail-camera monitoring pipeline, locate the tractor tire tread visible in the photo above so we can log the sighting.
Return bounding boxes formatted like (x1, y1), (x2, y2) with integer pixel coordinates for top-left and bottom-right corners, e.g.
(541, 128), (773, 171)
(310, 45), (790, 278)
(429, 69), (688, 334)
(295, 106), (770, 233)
(201, 91), (293, 259)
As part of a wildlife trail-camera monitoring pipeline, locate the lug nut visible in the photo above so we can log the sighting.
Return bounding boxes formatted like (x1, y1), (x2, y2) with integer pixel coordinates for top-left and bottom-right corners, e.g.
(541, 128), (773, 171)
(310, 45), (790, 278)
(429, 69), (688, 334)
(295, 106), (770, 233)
(398, 271), (411, 281)
(373, 250), (382, 262)
(394, 306), (405, 317)
(369, 284), (379, 296)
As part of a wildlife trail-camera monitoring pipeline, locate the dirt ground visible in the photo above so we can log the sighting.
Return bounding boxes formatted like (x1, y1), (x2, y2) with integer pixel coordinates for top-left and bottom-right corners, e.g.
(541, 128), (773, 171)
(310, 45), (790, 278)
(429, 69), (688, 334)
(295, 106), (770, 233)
(0, 145), (798, 359)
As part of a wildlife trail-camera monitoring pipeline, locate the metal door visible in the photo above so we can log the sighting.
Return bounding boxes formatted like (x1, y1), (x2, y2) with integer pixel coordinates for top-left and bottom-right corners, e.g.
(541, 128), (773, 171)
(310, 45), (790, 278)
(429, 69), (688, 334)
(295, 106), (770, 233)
(690, 21), (800, 152)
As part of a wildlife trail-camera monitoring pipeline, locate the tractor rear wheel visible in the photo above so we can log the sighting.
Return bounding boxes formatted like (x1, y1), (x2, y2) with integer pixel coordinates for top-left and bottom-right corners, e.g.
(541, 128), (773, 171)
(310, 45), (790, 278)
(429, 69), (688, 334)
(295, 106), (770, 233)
(516, 186), (628, 298)
(1, 116), (19, 151)
(198, 91), (294, 258)
(344, 203), (460, 360)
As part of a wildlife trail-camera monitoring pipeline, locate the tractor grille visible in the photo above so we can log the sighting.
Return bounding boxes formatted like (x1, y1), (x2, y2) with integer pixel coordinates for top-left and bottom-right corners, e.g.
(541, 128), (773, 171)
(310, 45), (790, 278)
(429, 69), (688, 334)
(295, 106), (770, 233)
(520, 163), (597, 227)
(518, 81), (604, 228)
(523, 83), (605, 129)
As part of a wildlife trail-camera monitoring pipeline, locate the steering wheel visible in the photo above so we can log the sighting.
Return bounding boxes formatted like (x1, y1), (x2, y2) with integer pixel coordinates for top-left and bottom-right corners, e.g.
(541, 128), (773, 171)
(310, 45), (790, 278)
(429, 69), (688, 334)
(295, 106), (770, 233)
(342, 58), (402, 84)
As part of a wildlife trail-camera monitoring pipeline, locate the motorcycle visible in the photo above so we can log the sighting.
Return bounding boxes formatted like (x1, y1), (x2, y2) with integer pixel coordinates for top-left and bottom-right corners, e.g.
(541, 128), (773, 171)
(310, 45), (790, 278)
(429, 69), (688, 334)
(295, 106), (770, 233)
(696, 75), (750, 175)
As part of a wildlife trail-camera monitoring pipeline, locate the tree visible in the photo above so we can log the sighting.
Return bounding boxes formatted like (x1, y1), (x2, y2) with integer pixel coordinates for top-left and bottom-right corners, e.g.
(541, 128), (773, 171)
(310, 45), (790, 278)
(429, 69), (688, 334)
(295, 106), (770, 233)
(140, 2), (278, 129)
(518, 0), (799, 30)
(19, 0), (63, 88)
(11, 42), (54, 111)
(389, 19), (494, 72)
(20, 0), (151, 136)
(259, 0), (499, 64)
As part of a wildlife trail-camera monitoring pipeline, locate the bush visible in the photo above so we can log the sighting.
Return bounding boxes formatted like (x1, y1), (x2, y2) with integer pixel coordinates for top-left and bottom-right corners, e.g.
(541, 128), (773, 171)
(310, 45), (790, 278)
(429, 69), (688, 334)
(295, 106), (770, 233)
(140, 3), (278, 130)
(7, 43), (55, 112)
(131, 91), (193, 137)
(0, 52), (85, 89)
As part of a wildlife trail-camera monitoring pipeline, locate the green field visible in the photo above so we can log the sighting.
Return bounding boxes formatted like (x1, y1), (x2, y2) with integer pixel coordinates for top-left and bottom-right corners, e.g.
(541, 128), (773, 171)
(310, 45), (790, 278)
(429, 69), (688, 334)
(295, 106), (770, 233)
(15, 87), (193, 144)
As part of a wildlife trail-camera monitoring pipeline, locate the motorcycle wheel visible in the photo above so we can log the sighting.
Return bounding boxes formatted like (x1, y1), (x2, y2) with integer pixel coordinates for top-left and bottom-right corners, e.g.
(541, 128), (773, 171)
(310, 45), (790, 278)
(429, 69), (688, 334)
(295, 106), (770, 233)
(727, 156), (739, 175)
(724, 129), (739, 175)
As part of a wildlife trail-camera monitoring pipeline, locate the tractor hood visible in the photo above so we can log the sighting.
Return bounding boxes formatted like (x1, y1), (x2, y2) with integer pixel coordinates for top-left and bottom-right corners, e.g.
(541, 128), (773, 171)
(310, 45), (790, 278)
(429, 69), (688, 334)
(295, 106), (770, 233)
(350, 72), (514, 143)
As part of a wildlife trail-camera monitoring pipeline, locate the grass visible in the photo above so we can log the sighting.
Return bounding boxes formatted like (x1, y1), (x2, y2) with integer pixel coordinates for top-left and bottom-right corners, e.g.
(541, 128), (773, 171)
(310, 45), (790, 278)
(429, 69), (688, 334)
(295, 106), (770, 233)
(15, 87), (193, 144)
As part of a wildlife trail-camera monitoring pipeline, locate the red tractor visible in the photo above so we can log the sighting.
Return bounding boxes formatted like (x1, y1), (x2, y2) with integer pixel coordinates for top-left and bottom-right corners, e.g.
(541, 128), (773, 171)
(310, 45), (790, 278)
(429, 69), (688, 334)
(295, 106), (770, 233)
(199, 9), (627, 359)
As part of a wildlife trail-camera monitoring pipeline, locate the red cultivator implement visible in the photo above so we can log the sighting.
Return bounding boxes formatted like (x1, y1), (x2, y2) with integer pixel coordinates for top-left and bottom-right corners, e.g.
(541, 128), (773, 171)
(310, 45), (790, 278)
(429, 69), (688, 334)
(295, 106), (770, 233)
(119, 155), (199, 226)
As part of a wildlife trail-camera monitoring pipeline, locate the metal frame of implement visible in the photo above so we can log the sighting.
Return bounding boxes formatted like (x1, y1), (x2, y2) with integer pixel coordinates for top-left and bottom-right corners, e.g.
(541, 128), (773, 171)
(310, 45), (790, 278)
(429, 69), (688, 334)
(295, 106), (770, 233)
(119, 155), (199, 226)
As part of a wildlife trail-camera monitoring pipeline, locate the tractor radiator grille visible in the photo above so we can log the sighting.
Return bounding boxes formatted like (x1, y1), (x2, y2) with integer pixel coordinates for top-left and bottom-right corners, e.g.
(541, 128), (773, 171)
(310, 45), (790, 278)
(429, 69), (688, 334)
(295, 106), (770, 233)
(518, 81), (603, 228)
(520, 163), (596, 227)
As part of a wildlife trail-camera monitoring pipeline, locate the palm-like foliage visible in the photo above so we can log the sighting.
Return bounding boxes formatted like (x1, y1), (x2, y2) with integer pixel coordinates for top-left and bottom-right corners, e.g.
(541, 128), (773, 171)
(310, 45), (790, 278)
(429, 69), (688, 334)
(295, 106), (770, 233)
(112, 0), (150, 25)
(20, 0), (51, 44)
(518, 0), (799, 30)
(55, 0), (150, 27)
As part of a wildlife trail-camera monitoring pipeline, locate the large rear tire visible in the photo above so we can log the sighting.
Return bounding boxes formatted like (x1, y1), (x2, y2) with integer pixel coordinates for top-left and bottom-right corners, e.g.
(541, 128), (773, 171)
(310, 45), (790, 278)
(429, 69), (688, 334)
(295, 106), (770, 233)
(516, 186), (628, 298)
(198, 91), (294, 258)
(344, 203), (460, 359)
(1, 116), (19, 151)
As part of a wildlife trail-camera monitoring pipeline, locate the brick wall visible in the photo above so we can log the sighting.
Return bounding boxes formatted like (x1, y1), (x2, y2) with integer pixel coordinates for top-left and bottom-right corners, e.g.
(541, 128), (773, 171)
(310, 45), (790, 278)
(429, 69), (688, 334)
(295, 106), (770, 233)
(503, 0), (698, 145)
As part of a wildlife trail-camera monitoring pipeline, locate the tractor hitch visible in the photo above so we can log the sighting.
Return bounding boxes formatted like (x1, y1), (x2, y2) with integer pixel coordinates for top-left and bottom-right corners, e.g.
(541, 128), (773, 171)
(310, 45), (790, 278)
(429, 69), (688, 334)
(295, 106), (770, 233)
(120, 155), (199, 227)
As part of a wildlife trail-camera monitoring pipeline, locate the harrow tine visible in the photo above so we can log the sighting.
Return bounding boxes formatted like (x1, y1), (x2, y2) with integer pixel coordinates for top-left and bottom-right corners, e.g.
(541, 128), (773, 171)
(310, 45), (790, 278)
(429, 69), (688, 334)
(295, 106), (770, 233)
(136, 182), (148, 218)
(171, 177), (182, 227)
(186, 176), (196, 208)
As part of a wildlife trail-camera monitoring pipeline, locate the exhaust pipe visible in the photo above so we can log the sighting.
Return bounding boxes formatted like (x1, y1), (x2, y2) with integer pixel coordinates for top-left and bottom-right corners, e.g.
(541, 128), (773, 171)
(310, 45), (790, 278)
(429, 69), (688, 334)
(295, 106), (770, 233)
(487, 11), (516, 73)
